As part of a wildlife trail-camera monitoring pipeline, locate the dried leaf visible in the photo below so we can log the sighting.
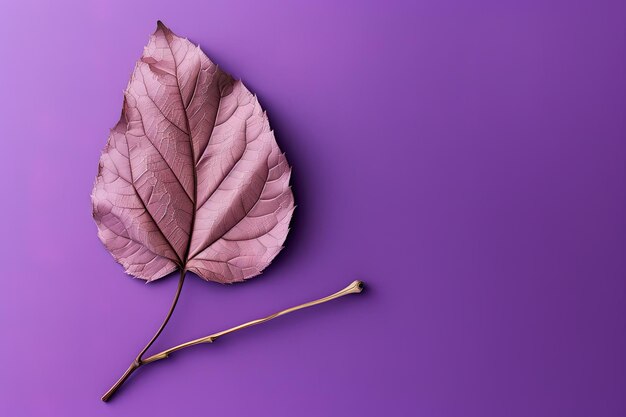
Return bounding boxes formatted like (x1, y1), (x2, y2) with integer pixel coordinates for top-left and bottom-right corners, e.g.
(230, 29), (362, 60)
(92, 21), (294, 283)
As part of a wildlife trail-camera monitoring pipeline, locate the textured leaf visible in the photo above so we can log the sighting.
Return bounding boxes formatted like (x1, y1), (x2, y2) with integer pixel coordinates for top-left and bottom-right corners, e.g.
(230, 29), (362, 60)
(92, 22), (294, 283)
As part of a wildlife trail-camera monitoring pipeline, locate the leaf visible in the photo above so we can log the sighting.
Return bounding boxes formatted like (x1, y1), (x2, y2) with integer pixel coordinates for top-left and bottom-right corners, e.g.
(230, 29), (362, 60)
(92, 21), (294, 283)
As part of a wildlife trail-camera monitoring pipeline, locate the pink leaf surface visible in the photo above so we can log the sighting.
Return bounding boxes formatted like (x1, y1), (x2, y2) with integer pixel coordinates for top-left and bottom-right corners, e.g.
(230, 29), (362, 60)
(92, 22), (294, 283)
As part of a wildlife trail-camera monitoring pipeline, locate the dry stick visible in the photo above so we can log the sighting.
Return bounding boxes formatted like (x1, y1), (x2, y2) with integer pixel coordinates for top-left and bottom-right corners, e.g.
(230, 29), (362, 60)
(101, 279), (364, 401)
(143, 280), (364, 364)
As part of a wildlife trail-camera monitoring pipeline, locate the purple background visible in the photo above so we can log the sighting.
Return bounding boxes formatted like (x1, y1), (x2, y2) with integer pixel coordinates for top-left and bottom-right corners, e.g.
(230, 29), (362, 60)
(1, 0), (625, 416)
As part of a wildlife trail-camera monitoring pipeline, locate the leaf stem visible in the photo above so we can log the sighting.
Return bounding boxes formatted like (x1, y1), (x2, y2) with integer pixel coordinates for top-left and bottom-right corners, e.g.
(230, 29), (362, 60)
(102, 269), (187, 402)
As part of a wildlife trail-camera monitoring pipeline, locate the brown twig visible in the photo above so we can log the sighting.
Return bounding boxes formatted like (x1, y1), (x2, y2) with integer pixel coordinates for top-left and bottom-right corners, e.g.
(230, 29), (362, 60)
(101, 279), (364, 401)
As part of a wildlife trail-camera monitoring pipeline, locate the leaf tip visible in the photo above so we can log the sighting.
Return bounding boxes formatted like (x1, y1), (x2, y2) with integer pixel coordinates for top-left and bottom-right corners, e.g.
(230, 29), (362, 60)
(155, 20), (171, 34)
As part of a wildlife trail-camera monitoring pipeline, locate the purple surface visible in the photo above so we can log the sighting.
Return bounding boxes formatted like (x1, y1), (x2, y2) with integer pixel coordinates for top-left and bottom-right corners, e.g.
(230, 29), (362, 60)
(0, 1), (625, 416)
